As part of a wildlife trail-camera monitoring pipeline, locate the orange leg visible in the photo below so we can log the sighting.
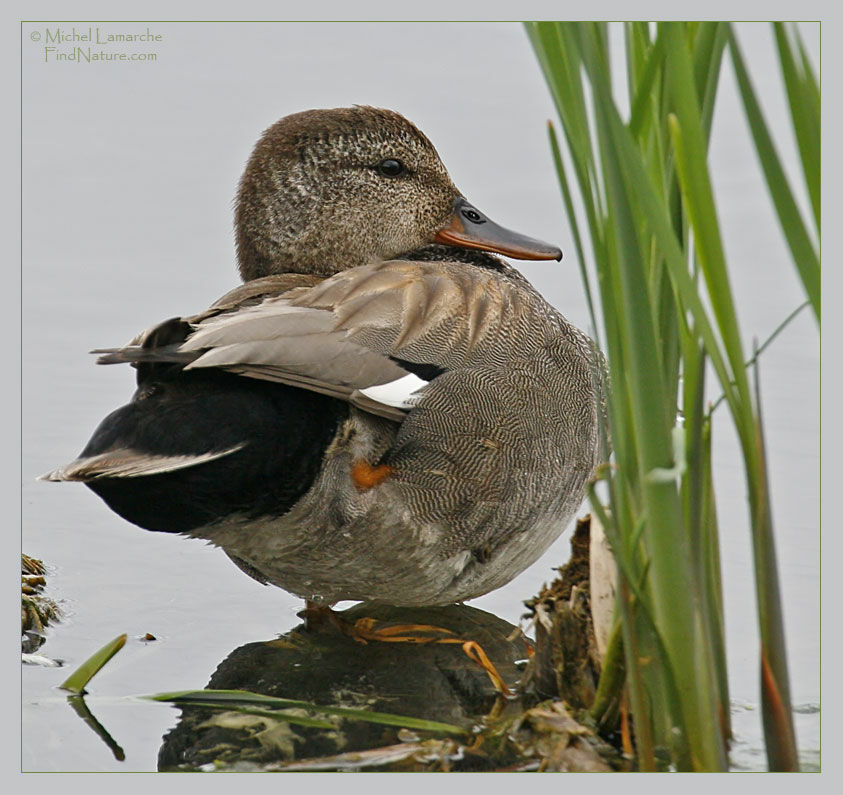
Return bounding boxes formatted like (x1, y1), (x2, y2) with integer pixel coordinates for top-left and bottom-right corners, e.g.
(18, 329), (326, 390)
(299, 603), (513, 696)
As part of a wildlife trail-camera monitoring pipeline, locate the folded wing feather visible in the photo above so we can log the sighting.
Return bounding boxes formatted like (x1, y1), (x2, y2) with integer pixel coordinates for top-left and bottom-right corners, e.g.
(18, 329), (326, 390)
(94, 259), (541, 418)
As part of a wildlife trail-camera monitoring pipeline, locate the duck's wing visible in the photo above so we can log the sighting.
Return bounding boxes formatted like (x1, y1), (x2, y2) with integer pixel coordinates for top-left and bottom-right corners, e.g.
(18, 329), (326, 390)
(291, 258), (550, 367)
(95, 260), (552, 421)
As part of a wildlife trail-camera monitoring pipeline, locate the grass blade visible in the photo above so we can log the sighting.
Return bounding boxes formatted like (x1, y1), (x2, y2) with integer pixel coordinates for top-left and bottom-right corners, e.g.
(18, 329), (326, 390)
(773, 23), (820, 233)
(708, 300), (811, 415)
(547, 120), (600, 344)
(750, 349), (799, 770)
(665, 25), (752, 412)
(146, 689), (468, 735)
(58, 633), (127, 695)
(727, 26), (820, 323)
(691, 23), (729, 146)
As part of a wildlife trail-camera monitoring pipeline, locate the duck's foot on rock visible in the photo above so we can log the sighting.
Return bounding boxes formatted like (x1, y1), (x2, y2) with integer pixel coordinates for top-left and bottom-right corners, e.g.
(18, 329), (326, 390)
(298, 601), (512, 695)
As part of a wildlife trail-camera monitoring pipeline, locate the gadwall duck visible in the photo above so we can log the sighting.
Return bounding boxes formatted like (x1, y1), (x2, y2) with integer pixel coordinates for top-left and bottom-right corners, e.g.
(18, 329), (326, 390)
(44, 106), (604, 607)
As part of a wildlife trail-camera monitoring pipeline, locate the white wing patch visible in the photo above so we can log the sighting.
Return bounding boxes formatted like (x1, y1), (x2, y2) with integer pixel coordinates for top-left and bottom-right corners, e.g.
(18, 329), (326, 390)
(357, 373), (429, 410)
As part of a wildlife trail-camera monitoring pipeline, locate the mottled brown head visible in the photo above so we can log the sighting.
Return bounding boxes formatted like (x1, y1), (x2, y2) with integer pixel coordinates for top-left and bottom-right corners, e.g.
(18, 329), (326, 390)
(235, 106), (461, 281)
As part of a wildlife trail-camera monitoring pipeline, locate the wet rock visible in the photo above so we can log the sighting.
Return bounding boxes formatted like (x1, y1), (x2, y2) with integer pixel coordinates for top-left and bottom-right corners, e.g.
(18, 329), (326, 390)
(158, 602), (531, 771)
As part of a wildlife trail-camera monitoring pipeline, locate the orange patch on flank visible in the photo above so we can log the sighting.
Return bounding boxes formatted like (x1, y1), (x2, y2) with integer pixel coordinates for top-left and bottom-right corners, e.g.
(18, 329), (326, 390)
(351, 459), (394, 490)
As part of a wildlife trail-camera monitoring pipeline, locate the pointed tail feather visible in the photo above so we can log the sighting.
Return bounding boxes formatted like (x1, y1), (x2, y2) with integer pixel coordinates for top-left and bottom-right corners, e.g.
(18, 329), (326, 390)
(92, 346), (199, 366)
(39, 444), (245, 482)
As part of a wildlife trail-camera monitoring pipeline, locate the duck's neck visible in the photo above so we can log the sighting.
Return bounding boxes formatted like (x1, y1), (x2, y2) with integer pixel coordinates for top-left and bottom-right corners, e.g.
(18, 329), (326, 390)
(236, 231), (274, 282)
(236, 232), (366, 282)
(395, 244), (511, 273)
(237, 240), (515, 284)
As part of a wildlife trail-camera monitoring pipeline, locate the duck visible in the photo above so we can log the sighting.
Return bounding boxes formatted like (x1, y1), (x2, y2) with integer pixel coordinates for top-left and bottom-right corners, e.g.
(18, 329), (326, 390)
(43, 106), (604, 608)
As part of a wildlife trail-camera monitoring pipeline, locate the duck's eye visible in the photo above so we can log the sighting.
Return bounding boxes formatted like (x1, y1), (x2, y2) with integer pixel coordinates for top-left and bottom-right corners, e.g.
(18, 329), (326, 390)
(377, 159), (405, 177)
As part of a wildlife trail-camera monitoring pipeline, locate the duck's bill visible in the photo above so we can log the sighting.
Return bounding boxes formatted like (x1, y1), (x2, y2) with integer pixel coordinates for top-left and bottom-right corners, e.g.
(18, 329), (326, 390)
(433, 197), (562, 261)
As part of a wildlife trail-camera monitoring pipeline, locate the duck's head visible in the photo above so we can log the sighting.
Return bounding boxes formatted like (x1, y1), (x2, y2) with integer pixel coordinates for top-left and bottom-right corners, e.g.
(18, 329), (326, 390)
(235, 105), (561, 281)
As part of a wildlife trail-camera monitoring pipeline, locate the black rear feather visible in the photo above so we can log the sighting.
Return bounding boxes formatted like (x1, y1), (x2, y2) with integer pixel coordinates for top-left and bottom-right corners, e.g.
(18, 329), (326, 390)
(82, 369), (348, 533)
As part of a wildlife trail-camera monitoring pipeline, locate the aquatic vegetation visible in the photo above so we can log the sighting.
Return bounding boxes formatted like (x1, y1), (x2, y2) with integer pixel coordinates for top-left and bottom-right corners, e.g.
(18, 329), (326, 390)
(526, 21), (818, 771)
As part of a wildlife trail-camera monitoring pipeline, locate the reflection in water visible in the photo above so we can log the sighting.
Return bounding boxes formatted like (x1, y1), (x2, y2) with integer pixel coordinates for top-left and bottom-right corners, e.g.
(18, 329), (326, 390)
(66, 695), (126, 762)
(53, 547), (622, 771)
(157, 603), (530, 771)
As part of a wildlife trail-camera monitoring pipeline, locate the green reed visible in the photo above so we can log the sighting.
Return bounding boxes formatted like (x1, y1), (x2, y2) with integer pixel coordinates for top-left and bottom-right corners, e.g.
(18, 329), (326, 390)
(526, 21), (818, 771)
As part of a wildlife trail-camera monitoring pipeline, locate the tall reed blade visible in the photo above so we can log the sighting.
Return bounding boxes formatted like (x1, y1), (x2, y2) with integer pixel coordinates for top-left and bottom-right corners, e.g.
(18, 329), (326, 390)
(772, 22), (820, 235)
(727, 27), (820, 323)
(527, 20), (810, 771)
(750, 350), (799, 771)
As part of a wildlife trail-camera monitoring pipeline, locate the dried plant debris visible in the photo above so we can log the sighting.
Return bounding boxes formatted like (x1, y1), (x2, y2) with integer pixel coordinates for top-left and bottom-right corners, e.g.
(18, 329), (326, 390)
(22, 554), (47, 577)
(22, 554), (62, 651)
(506, 701), (620, 771)
(162, 693), (625, 772)
(520, 516), (603, 708)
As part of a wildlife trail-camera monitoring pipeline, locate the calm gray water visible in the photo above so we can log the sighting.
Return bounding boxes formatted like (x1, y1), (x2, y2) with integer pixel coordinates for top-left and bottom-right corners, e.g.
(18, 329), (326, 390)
(21, 21), (819, 771)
